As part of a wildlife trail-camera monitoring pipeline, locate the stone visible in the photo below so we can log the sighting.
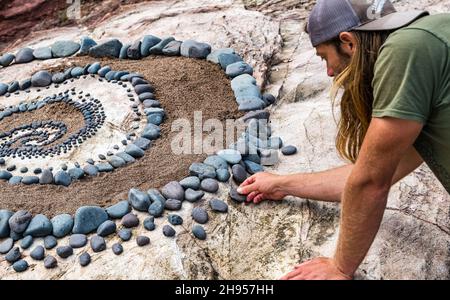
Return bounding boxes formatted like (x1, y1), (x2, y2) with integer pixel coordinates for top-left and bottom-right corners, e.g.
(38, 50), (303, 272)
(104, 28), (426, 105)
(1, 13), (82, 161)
(44, 235), (58, 249)
(217, 149), (242, 164)
(8, 176), (22, 185)
(23, 214), (53, 237)
(30, 245), (45, 260)
(52, 73), (65, 84)
(9, 210), (32, 234)
(21, 176), (39, 185)
(79, 252), (91, 267)
(87, 62), (101, 74)
(238, 97), (266, 111)
(192, 225), (207, 240)
(97, 220), (117, 237)
(54, 171), (72, 186)
(229, 187), (247, 203)
(216, 168), (231, 182)
(105, 71), (117, 81)
(89, 39), (123, 58)
(218, 53), (243, 69)
(107, 155), (126, 168)
(189, 163), (216, 180)
(125, 144), (145, 158)
(0, 238), (14, 254)
(0, 53), (15, 67)
(0, 83), (8, 96)
(148, 201), (164, 217)
(185, 189), (205, 203)
(128, 188), (151, 211)
(141, 35), (162, 57)
(19, 78), (31, 90)
(15, 48), (34, 63)
(39, 169), (54, 184)
(127, 40), (141, 59)
(200, 178), (219, 193)
(33, 47), (52, 60)
(168, 214), (183, 226)
(149, 37), (175, 54)
(13, 260), (28, 272)
(192, 207), (209, 224)
(83, 164), (99, 177)
(7, 81), (19, 93)
(206, 48), (235, 64)
(142, 123), (161, 140)
(90, 235), (106, 252)
(262, 93), (277, 105)
(165, 199), (182, 211)
(69, 234), (88, 248)
(226, 61), (254, 78)
(121, 213), (139, 228)
(80, 36), (97, 55)
(136, 236), (150, 247)
(20, 235), (33, 249)
(68, 168), (85, 180)
(204, 155), (228, 170)
(106, 201), (131, 219)
(231, 74), (257, 91)
(97, 163), (114, 172)
(133, 137), (152, 150)
(0, 210), (13, 238)
(71, 67), (84, 77)
(51, 40), (80, 57)
(209, 199), (228, 213)
(147, 189), (166, 205)
(10, 230), (22, 241)
(0, 170), (13, 181)
(98, 66), (111, 77)
(163, 225), (176, 237)
(161, 181), (185, 201)
(244, 160), (264, 174)
(44, 255), (57, 269)
(116, 152), (136, 164)
(118, 229), (132, 241)
(120, 43), (131, 59)
(180, 40), (211, 58)
(139, 92), (155, 101)
(180, 176), (201, 190)
(56, 246), (73, 258)
(72, 206), (108, 234)
(143, 100), (161, 108)
(281, 145), (298, 156)
(144, 217), (156, 231)
(112, 243), (123, 255)
(232, 164), (247, 184)
(162, 40), (182, 56)
(31, 70), (52, 87)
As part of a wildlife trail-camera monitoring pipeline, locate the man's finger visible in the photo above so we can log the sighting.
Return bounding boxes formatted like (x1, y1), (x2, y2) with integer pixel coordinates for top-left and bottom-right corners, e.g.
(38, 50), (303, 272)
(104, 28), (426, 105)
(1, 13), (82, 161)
(246, 191), (260, 203)
(237, 183), (256, 195)
(280, 267), (303, 280)
(239, 175), (256, 188)
(253, 194), (265, 204)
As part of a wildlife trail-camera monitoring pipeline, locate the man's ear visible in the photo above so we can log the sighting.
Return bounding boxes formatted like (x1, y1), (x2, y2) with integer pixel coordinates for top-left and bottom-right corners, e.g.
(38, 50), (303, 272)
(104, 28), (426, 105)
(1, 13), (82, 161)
(339, 31), (357, 54)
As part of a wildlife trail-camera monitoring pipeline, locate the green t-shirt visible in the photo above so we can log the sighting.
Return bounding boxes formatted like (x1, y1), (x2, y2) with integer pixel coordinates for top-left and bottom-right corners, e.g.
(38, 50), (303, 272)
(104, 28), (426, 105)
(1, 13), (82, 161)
(372, 14), (450, 193)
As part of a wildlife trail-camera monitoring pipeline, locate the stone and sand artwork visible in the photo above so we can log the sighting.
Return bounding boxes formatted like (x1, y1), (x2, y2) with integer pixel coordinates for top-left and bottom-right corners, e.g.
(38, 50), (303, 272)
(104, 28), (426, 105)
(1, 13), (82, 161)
(0, 0), (449, 279)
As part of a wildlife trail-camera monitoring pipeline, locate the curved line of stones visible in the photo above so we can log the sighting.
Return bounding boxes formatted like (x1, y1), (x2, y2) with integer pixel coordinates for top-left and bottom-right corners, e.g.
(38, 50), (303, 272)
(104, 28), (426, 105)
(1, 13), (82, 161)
(0, 35), (297, 273)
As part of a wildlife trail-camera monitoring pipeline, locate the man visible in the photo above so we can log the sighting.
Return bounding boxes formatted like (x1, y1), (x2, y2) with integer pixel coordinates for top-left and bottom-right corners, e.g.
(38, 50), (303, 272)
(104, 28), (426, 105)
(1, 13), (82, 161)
(237, 0), (450, 280)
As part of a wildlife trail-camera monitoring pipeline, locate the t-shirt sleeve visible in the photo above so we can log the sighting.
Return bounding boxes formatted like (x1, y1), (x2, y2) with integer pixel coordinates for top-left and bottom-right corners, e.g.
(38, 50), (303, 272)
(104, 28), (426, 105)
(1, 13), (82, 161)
(372, 28), (443, 124)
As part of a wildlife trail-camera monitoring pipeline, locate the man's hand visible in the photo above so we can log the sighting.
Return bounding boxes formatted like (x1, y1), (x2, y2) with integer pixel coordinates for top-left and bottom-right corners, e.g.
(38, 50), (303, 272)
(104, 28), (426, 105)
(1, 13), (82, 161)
(280, 257), (353, 280)
(237, 172), (288, 204)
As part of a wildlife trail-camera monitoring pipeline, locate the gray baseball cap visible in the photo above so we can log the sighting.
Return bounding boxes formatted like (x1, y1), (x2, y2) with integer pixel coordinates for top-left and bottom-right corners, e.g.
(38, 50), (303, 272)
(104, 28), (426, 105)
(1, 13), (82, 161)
(307, 0), (429, 47)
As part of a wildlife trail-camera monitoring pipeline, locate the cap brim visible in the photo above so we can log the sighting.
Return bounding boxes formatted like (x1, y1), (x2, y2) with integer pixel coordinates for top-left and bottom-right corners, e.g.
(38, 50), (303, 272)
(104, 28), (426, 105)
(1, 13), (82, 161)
(354, 11), (429, 31)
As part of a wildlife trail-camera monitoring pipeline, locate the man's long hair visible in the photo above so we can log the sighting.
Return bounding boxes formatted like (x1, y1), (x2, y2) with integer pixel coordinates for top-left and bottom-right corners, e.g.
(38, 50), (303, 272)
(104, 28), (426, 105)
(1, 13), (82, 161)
(330, 31), (392, 163)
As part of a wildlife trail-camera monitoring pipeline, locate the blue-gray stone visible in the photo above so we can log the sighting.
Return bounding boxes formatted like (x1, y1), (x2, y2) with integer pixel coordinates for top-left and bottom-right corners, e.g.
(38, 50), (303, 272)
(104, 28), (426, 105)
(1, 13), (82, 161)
(204, 155), (228, 170)
(116, 152), (136, 164)
(163, 225), (176, 237)
(56, 246), (73, 258)
(44, 235), (58, 249)
(15, 48), (34, 63)
(142, 124), (160, 141)
(143, 99), (161, 108)
(98, 66), (111, 77)
(13, 260), (28, 272)
(97, 162), (114, 172)
(69, 234), (88, 248)
(262, 93), (276, 105)
(192, 225), (207, 240)
(114, 71), (129, 80)
(0, 238), (13, 254)
(79, 252), (91, 267)
(51, 214), (73, 238)
(128, 188), (151, 211)
(148, 201), (164, 217)
(281, 145), (297, 155)
(141, 35), (162, 57)
(68, 167), (85, 180)
(0, 170), (13, 181)
(185, 189), (204, 203)
(165, 199), (182, 211)
(232, 164), (247, 184)
(107, 156), (126, 168)
(216, 168), (231, 182)
(23, 214), (52, 237)
(106, 201), (131, 219)
(71, 67), (84, 77)
(231, 74), (257, 90)
(161, 181), (184, 201)
(147, 113), (164, 125)
(73, 206), (108, 234)
(189, 163), (216, 180)
(118, 229), (132, 241)
(144, 217), (156, 231)
(209, 199), (228, 213)
(119, 43), (131, 59)
(138, 92), (155, 101)
(97, 220), (116, 237)
(121, 213), (139, 228)
(218, 53), (243, 69)
(83, 164), (99, 176)
(89, 39), (123, 58)
(54, 170), (72, 186)
(31, 70), (52, 87)
(168, 214), (183, 226)
(44, 255), (57, 269)
(39, 169), (53, 184)
(33, 47), (52, 60)
(244, 160), (263, 174)
(134, 137), (151, 150)
(63, 67), (73, 80)
(125, 144), (145, 158)
(112, 243), (123, 255)
(5, 247), (21, 263)
(180, 40), (211, 59)
(19, 78), (32, 90)
(144, 107), (165, 117)
(9, 210), (32, 234)
(206, 48), (235, 64)
(30, 245), (45, 260)
(200, 178), (219, 193)
(0, 53), (15, 67)
(10, 230), (22, 241)
(87, 62), (101, 74)
(147, 189), (166, 205)
(238, 97), (266, 111)
(52, 72), (66, 84)
(105, 71), (117, 81)
(229, 187), (247, 203)
(51, 40), (80, 57)
(179, 176), (201, 190)
(90, 235), (106, 252)
(136, 236), (150, 247)
(149, 37), (175, 55)
(0, 210), (13, 238)
(8, 80), (19, 93)
(162, 40), (182, 56)
(0, 83), (8, 95)
(192, 207), (208, 224)
(80, 36), (97, 55)
(127, 40), (141, 59)
(23, 175), (38, 184)
(217, 149), (242, 164)
(226, 61), (253, 78)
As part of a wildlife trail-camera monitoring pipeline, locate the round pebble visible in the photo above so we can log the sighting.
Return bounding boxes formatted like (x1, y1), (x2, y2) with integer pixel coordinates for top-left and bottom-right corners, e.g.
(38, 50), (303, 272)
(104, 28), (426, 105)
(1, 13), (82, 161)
(281, 145), (297, 155)
(30, 245), (45, 260)
(5, 247), (22, 263)
(192, 207), (209, 224)
(192, 225), (207, 240)
(143, 217), (156, 231)
(163, 225), (176, 237)
(44, 235), (58, 249)
(136, 236), (150, 246)
(90, 235), (106, 252)
(168, 214), (183, 226)
(69, 234), (88, 248)
(13, 259), (29, 272)
(20, 235), (34, 249)
(200, 178), (219, 193)
(209, 199), (229, 213)
(118, 229), (132, 241)
(121, 213), (139, 228)
(56, 246), (73, 258)
(112, 243), (123, 255)
(44, 255), (58, 269)
(79, 252), (91, 267)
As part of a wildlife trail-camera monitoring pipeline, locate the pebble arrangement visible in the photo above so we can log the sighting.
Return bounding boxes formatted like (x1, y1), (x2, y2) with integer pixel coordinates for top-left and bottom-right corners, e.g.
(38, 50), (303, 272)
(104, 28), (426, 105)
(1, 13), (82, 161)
(0, 34), (299, 273)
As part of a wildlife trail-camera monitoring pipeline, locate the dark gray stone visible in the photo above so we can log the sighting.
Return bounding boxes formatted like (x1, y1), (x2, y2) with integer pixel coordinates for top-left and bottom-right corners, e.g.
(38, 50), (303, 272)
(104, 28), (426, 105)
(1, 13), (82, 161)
(149, 37), (175, 55)
(19, 78), (32, 90)
(33, 47), (52, 60)
(116, 152), (136, 164)
(209, 199), (229, 213)
(51, 40), (80, 57)
(161, 181), (184, 201)
(23, 214), (52, 237)
(90, 235), (106, 252)
(262, 93), (277, 105)
(281, 145), (297, 156)
(168, 214), (183, 226)
(0, 53), (15, 67)
(107, 155), (126, 168)
(20, 235), (33, 249)
(22, 176), (39, 185)
(128, 188), (151, 211)
(72, 206), (108, 234)
(83, 164), (99, 176)
(229, 187), (247, 203)
(0, 171), (13, 181)
(204, 155), (228, 170)
(189, 163), (216, 180)
(0, 238), (14, 254)
(15, 48), (34, 63)
(206, 48), (235, 64)
(40, 169), (54, 184)
(143, 217), (156, 231)
(142, 123), (160, 140)
(121, 213), (139, 228)
(127, 40), (141, 59)
(162, 40), (182, 56)
(118, 229), (132, 241)
(179, 176), (201, 190)
(9, 210), (32, 234)
(232, 164), (247, 184)
(68, 167), (85, 180)
(244, 160), (264, 174)
(10, 230), (22, 242)
(140, 35), (162, 57)
(44, 255), (57, 269)
(125, 144), (145, 158)
(120, 43), (131, 59)
(89, 39), (123, 58)
(165, 199), (182, 211)
(192, 225), (207, 240)
(31, 70), (52, 87)
(148, 201), (164, 217)
(0, 83), (8, 96)
(226, 61), (253, 78)
(97, 162), (114, 172)
(69, 233), (88, 248)
(112, 243), (123, 255)
(217, 53), (243, 69)
(106, 201), (131, 219)
(44, 235), (58, 249)
(192, 207), (208, 224)
(13, 260), (28, 272)
(162, 225), (176, 237)
(217, 149), (242, 164)
(134, 137), (151, 150)
(56, 246), (73, 258)
(238, 97), (266, 111)
(87, 62), (101, 74)
(80, 36), (97, 55)
(184, 188), (205, 203)
(52, 73), (66, 84)
(54, 171), (72, 186)
(200, 178), (219, 193)
(30, 245), (45, 260)
(79, 252), (91, 267)
(180, 40), (211, 59)
(0, 210), (13, 238)
(216, 169), (231, 182)
(136, 236), (150, 247)
(98, 66), (111, 77)
(97, 220), (116, 237)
